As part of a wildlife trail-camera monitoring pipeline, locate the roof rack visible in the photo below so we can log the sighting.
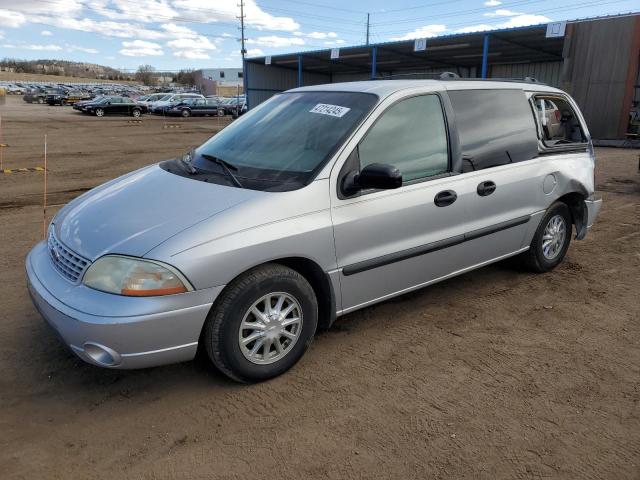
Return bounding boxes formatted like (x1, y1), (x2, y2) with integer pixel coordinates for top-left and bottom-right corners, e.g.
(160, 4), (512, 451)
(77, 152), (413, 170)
(374, 72), (547, 84)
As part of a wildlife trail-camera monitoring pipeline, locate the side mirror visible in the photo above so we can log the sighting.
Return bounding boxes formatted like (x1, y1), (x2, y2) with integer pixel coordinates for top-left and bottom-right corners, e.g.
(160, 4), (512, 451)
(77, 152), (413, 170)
(342, 163), (402, 196)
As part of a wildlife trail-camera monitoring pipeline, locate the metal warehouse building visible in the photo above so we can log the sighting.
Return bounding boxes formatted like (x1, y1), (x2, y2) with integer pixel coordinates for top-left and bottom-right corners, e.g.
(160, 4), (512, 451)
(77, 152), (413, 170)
(244, 13), (640, 140)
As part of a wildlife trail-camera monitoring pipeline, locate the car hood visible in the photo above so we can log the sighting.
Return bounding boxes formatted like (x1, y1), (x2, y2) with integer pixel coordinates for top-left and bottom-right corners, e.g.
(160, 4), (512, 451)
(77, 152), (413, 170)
(53, 164), (262, 260)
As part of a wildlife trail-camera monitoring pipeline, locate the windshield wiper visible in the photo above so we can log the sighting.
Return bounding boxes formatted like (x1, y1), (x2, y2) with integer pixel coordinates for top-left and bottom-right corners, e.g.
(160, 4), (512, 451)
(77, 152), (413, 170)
(201, 153), (244, 188)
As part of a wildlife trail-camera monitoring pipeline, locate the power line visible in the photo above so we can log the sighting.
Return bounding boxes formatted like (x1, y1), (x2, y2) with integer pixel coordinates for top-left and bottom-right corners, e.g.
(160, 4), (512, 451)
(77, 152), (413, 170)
(373, 0), (556, 26)
(375, 0), (636, 35)
(258, 0), (368, 14)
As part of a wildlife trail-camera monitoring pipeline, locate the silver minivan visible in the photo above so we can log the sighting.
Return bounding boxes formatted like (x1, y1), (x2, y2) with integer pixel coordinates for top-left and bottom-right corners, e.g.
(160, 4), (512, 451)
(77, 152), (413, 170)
(26, 79), (602, 382)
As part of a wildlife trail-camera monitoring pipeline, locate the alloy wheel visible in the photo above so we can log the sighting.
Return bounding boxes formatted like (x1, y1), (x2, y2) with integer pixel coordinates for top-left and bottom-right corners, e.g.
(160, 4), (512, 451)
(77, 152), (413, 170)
(238, 293), (303, 365)
(542, 214), (566, 260)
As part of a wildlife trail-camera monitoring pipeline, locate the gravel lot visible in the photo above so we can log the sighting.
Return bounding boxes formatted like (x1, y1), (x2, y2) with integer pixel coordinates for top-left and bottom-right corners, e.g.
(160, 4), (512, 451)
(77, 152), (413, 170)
(1, 95), (639, 479)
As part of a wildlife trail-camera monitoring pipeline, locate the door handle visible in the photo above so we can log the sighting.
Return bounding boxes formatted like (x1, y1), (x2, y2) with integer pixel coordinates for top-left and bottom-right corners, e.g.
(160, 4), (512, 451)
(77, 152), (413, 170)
(434, 190), (457, 207)
(477, 181), (496, 196)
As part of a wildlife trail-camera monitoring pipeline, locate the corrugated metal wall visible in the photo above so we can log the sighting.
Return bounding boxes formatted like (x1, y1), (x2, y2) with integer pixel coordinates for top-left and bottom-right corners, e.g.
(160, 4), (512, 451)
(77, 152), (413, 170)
(246, 61), (329, 108)
(490, 61), (563, 86)
(562, 16), (639, 139)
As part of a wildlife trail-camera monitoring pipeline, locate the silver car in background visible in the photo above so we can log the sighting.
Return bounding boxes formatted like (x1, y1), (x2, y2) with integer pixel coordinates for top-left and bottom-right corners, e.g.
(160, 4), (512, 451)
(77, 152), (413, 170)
(26, 79), (602, 382)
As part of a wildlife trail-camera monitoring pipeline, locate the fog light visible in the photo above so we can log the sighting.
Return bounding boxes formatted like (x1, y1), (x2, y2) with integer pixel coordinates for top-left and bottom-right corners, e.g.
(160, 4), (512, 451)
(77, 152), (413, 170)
(83, 342), (121, 367)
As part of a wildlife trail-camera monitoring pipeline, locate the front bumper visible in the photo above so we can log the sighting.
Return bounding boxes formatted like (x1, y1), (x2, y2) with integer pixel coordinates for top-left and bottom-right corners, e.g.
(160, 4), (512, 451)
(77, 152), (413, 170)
(26, 241), (224, 369)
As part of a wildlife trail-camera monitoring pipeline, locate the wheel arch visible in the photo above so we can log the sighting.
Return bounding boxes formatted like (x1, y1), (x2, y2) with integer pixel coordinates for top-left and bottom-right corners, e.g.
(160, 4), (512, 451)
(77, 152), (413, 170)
(555, 191), (588, 240)
(208, 256), (337, 332)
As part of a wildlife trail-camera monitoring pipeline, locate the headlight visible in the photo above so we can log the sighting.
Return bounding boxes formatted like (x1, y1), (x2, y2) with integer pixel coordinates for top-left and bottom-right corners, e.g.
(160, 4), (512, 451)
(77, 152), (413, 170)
(82, 255), (192, 296)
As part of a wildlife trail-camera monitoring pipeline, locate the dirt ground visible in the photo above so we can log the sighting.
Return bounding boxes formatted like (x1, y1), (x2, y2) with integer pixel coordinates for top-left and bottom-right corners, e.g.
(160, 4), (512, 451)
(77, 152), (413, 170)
(0, 95), (638, 480)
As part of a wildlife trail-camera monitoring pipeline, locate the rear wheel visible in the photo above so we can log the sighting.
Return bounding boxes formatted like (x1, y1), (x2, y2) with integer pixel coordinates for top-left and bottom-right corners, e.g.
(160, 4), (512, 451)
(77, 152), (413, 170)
(95, 108), (105, 117)
(131, 108), (141, 117)
(60, 99), (67, 106)
(181, 109), (191, 118)
(203, 264), (318, 383)
(37, 97), (44, 104)
(217, 109), (225, 117)
(522, 202), (572, 272)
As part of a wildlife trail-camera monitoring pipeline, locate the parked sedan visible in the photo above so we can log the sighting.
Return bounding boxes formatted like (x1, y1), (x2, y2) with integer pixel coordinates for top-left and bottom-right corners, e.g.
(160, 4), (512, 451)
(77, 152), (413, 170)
(78, 96), (147, 117)
(149, 93), (204, 114)
(165, 98), (221, 117)
(23, 88), (47, 104)
(47, 89), (89, 106)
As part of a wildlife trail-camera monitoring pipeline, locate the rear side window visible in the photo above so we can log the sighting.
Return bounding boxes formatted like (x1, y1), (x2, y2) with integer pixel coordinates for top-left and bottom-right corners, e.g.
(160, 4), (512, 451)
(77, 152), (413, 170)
(358, 94), (449, 182)
(448, 89), (538, 171)
(532, 95), (586, 147)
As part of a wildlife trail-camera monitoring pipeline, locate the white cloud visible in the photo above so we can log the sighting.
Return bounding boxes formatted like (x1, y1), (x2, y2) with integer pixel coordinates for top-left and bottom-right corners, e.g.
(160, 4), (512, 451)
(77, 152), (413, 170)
(0, 1), (83, 17)
(32, 17), (166, 40)
(2, 43), (62, 51)
(307, 31), (337, 39)
(0, 30), (3, 39)
(161, 22), (198, 39)
(0, 9), (26, 27)
(173, 0), (299, 32)
(41, 29), (52, 36)
(484, 9), (521, 17)
(324, 39), (346, 45)
(87, 0), (178, 23)
(67, 44), (98, 53)
(166, 35), (216, 59)
(483, 0), (502, 5)
(391, 24), (447, 41)
(173, 49), (210, 59)
(456, 13), (551, 33)
(246, 47), (264, 56)
(499, 13), (550, 27)
(119, 39), (163, 56)
(456, 24), (493, 33)
(246, 35), (305, 48)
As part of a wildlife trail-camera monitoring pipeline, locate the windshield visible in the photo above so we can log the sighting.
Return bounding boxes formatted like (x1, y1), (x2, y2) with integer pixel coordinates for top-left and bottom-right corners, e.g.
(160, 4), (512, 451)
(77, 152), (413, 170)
(191, 91), (377, 188)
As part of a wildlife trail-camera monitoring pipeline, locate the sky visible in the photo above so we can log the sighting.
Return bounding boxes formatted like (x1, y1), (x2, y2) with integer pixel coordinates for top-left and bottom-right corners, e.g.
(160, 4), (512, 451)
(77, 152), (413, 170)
(0, 0), (637, 72)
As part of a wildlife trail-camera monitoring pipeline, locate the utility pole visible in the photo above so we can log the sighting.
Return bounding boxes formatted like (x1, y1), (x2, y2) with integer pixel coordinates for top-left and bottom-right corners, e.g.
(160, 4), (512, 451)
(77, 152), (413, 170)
(365, 13), (370, 45)
(238, 0), (247, 61)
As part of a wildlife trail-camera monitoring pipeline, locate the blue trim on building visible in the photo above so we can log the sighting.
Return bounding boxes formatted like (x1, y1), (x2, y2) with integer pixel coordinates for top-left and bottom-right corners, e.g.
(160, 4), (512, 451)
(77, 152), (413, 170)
(481, 34), (490, 79)
(371, 46), (377, 80)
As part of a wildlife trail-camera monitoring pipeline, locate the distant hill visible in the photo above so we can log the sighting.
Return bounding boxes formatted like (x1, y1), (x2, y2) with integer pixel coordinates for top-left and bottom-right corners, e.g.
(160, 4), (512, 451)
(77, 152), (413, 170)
(0, 71), (140, 84)
(0, 59), (132, 81)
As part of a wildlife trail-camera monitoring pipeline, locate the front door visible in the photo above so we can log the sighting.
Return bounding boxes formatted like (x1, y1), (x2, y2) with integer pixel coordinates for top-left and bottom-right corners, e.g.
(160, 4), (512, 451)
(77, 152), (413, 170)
(331, 93), (474, 313)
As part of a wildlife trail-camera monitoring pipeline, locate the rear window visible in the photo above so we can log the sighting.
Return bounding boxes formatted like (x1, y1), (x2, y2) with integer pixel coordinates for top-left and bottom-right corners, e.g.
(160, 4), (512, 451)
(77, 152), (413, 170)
(531, 95), (587, 148)
(448, 89), (538, 171)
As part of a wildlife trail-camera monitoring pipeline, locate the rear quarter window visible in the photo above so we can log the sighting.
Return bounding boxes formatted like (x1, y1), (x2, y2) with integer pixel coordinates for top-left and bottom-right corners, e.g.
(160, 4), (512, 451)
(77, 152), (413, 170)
(448, 89), (538, 171)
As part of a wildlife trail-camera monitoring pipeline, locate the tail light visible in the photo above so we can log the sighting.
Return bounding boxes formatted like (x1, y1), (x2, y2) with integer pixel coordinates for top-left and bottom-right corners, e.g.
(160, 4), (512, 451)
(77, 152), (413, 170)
(555, 109), (561, 121)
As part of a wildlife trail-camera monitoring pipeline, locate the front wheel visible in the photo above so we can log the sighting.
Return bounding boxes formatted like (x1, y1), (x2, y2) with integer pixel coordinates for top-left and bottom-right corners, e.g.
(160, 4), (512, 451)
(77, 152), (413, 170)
(203, 264), (318, 383)
(94, 108), (105, 117)
(131, 108), (141, 117)
(217, 109), (225, 117)
(181, 109), (191, 118)
(521, 201), (572, 272)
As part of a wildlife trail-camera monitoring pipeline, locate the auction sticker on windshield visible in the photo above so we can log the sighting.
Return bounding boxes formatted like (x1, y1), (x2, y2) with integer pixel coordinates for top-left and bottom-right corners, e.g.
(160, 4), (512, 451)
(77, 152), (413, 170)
(309, 103), (351, 118)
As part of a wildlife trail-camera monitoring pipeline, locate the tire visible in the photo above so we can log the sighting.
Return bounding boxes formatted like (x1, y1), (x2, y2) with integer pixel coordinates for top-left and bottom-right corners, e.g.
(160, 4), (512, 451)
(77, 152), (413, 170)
(203, 263), (318, 383)
(95, 108), (105, 117)
(131, 108), (141, 117)
(60, 99), (67, 106)
(37, 97), (44, 104)
(217, 109), (225, 117)
(521, 201), (572, 272)
(181, 109), (191, 118)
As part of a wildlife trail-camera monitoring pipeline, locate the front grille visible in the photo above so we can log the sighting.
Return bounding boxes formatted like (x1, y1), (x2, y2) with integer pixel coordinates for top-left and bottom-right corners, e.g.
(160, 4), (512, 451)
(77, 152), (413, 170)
(47, 228), (90, 283)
